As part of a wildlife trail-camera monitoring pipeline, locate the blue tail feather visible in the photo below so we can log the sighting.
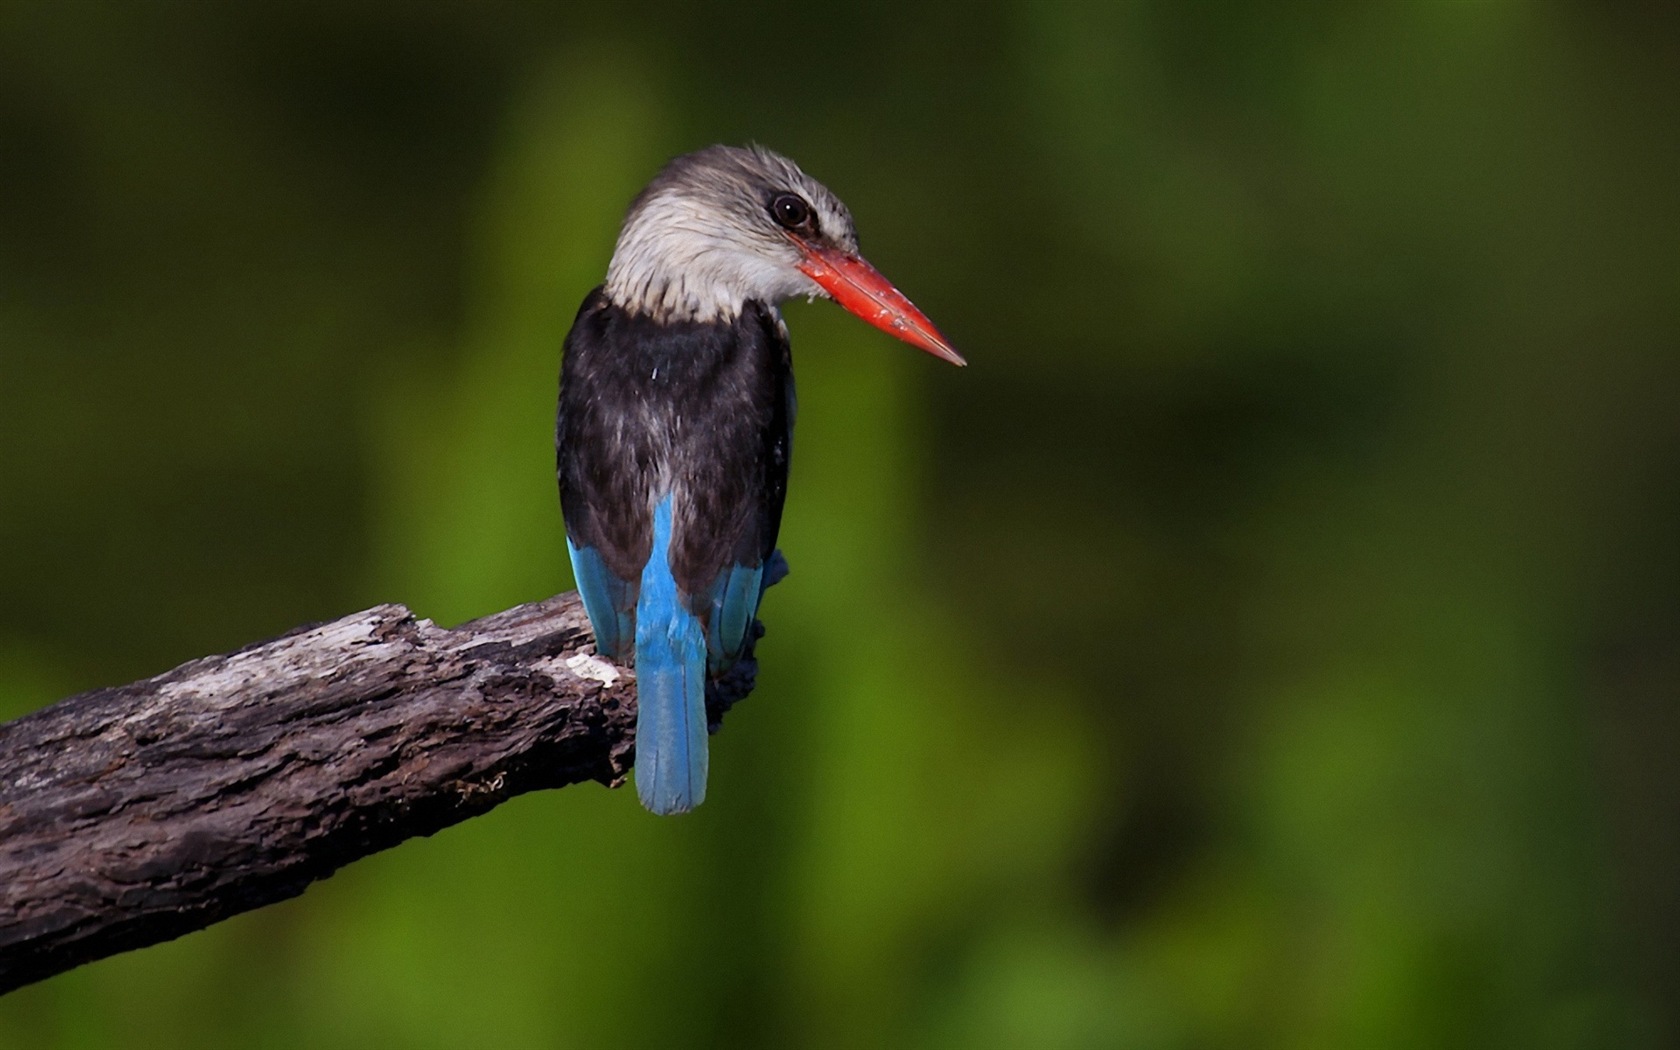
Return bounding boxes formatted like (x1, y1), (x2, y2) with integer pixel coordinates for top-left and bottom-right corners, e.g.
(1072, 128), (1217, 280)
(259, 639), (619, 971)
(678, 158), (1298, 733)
(633, 497), (709, 815)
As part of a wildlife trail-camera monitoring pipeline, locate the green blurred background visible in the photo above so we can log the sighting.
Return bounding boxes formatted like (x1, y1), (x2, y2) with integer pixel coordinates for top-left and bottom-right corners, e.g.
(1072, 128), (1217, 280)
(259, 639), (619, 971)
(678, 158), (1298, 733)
(2, 1), (1676, 1046)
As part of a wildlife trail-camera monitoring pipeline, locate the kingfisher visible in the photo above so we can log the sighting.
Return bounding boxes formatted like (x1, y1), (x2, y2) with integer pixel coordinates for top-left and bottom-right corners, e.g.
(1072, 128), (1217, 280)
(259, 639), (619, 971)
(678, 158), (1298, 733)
(557, 145), (963, 815)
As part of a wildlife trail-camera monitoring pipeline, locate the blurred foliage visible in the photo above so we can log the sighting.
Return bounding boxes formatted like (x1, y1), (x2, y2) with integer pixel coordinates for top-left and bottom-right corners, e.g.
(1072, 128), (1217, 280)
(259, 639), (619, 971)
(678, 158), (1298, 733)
(2, 1), (1677, 1047)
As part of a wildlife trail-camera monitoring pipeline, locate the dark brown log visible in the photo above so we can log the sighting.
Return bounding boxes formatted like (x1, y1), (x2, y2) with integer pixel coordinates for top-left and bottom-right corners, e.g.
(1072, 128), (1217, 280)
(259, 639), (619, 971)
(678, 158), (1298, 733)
(0, 590), (729, 995)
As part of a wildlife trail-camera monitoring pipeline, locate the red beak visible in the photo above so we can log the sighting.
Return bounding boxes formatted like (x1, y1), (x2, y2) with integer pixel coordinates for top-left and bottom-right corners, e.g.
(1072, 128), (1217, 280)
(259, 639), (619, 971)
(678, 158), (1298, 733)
(794, 242), (966, 366)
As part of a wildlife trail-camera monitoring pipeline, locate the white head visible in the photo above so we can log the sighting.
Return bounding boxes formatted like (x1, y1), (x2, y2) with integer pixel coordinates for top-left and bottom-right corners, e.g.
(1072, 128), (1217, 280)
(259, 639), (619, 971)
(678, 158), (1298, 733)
(602, 145), (965, 365)
(605, 145), (855, 323)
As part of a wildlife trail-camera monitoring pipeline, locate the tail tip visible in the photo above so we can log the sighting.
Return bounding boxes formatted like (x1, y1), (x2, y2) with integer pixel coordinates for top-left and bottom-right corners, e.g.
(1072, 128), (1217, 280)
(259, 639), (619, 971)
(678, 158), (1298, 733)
(636, 775), (705, 816)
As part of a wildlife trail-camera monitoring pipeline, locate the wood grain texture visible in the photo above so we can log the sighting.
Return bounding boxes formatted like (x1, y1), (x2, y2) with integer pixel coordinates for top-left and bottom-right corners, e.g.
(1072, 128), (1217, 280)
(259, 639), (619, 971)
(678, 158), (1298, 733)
(0, 589), (760, 994)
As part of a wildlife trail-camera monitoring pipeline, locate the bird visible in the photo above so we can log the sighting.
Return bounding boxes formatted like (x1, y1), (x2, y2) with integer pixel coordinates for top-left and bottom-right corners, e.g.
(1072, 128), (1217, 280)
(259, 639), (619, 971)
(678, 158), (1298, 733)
(556, 144), (963, 815)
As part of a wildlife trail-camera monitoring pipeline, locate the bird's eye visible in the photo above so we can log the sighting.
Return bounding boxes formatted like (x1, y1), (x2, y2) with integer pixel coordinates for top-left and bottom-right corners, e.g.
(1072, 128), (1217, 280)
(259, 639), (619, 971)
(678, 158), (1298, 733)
(770, 194), (811, 230)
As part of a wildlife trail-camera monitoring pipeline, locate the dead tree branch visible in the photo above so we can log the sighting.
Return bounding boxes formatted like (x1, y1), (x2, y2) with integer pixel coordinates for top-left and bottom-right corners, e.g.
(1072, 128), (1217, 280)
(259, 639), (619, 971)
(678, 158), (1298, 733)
(0, 589), (753, 994)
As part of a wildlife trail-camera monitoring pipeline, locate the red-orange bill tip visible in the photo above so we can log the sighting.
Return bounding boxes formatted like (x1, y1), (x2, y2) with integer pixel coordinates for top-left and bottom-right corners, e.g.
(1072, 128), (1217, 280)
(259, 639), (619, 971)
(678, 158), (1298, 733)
(795, 244), (967, 366)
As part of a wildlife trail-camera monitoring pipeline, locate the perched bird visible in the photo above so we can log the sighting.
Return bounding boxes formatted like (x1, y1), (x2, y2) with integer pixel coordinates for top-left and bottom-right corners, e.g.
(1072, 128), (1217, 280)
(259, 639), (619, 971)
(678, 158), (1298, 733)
(557, 145), (963, 815)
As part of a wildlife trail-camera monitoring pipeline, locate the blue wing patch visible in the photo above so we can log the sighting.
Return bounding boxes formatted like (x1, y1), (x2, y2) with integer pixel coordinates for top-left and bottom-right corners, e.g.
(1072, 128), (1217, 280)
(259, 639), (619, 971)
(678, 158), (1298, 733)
(566, 539), (635, 663)
(705, 562), (764, 673)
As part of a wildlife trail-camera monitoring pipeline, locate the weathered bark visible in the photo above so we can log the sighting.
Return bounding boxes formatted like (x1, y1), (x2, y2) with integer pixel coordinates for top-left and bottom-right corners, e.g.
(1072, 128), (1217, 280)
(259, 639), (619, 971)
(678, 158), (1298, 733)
(0, 590), (754, 994)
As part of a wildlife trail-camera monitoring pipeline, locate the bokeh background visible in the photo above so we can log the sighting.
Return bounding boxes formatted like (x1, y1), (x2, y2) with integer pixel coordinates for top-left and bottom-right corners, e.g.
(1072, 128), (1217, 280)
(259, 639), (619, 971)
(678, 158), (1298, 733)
(2, 1), (1677, 1047)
